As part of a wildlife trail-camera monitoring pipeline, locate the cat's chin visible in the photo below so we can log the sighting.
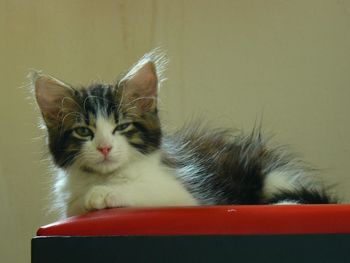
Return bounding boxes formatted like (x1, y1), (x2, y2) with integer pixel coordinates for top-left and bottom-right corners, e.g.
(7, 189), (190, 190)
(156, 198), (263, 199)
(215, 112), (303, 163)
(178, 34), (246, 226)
(80, 162), (120, 175)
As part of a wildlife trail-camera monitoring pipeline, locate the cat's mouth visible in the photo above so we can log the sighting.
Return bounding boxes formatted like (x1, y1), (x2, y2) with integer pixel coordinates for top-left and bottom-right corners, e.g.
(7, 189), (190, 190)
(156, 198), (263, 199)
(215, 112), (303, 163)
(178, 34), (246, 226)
(96, 158), (119, 170)
(98, 158), (114, 164)
(79, 157), (120, 175)
(81, 161), (119, 175)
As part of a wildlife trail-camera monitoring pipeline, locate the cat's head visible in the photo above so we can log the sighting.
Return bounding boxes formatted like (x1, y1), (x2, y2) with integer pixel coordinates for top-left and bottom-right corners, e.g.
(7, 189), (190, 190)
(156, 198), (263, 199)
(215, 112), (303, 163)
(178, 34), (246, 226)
(33, 52), (166, 174)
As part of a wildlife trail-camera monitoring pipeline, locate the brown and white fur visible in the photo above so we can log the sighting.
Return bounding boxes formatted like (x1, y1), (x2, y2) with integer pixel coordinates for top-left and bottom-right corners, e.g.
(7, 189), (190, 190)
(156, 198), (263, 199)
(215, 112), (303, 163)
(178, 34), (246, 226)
(33, 51), (334, 218)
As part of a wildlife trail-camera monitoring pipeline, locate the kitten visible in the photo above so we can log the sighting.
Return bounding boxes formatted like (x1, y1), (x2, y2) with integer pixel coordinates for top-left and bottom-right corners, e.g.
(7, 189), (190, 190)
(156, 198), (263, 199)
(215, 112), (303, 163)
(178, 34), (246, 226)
(33, 51), (334, 218)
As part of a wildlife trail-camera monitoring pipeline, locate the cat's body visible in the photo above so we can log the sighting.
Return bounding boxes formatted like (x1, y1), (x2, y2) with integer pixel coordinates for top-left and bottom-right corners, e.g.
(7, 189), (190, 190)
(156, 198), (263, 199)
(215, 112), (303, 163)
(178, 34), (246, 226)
(33, 51), (334, 218)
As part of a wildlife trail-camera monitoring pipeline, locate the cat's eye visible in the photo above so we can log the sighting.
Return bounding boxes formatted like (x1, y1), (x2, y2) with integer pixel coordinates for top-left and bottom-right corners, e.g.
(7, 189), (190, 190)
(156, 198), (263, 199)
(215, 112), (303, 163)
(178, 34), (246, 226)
(73, 127), (93, 138)
(113, 123), (131, 133)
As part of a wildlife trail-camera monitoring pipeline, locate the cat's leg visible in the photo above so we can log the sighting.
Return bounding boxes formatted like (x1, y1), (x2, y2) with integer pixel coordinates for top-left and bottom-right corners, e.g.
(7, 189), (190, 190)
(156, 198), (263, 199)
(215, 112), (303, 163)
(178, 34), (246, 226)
(84, 175), (198, 211)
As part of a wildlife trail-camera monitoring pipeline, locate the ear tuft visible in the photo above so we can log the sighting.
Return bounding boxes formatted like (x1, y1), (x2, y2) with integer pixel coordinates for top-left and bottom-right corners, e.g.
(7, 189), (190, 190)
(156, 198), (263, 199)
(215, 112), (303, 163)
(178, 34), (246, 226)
(120, 48), (168, 88)
(119, 49), (168, 112)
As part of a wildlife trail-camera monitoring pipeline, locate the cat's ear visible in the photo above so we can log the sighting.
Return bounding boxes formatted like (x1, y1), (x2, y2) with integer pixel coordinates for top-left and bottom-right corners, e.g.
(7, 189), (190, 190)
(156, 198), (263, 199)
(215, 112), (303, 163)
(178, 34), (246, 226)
(119, 60), (158, 112)
(32, 72), (76, 126)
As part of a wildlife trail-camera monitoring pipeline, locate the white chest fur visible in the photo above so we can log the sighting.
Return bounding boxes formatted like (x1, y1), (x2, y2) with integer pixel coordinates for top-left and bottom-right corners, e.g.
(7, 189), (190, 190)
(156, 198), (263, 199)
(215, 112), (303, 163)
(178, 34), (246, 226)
(54, 152), (198, 217)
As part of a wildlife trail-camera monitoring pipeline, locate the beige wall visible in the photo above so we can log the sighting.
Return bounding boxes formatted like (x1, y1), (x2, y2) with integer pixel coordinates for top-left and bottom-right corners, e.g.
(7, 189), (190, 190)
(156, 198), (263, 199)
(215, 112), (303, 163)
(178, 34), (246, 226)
(1, 0), (350, 262)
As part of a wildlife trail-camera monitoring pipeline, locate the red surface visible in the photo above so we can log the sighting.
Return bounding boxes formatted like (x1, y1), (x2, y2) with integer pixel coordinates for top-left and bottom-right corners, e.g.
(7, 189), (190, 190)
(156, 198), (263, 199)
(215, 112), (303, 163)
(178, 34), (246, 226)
(37, 205), (350, 236)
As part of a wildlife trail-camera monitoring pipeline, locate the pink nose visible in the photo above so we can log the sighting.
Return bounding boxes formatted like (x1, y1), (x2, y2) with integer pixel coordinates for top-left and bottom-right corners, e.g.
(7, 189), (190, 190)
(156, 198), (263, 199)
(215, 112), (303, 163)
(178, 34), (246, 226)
(97, 146), (112, 156)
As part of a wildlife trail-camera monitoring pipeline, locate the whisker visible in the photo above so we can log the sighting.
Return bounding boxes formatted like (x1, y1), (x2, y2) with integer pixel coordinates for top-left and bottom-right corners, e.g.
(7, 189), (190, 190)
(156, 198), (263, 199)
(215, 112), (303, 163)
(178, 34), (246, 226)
(59, 152), (81, 166)
(117, 85), (126, 113)
(124, 96), (157, 106)
(61, 96), (82, 111)
(60, 111), (84, 125)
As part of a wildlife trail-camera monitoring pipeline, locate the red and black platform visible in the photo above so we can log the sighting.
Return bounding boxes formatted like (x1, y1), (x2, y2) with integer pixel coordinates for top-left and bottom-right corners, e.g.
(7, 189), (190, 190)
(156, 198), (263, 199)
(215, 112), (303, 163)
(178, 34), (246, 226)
(32, 204), (350, 262)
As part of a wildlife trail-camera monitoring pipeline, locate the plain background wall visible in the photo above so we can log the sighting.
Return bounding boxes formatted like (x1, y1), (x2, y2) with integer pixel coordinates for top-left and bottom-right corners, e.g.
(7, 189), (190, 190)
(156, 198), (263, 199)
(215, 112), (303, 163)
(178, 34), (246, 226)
(1, 0), (350, 262)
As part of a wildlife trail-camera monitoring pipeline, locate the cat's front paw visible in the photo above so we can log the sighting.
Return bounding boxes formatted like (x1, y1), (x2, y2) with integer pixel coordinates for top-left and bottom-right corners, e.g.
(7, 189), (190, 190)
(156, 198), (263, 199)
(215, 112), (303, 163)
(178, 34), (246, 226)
(84, 186), (124, 211)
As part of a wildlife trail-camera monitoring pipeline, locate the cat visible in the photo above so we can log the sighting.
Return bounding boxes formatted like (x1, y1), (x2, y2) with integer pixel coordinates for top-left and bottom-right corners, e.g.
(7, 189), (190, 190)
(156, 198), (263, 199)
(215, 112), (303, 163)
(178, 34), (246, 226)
(33, 51), (334, 218)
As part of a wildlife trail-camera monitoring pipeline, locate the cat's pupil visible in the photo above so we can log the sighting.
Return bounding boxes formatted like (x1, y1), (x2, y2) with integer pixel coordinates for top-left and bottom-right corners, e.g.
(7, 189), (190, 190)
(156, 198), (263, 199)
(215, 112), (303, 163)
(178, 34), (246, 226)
(74, 127), (93, 137)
